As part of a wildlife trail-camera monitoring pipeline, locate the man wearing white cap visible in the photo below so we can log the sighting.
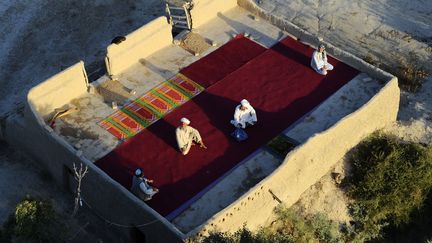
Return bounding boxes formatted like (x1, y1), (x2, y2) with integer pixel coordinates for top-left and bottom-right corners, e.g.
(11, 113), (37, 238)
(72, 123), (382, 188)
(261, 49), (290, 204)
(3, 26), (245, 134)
(311, 44), (334, 75)
(131, 168), (159, 201)
(176, 117), (207, 155)
(231, 99), (257, 129)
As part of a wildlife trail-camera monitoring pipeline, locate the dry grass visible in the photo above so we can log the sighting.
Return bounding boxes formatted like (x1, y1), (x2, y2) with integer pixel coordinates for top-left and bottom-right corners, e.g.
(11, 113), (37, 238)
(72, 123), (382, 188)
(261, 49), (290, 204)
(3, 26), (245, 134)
(363, 53), (429, 93)
(362, 55), (377, 66)
(397, 64), (429, 92)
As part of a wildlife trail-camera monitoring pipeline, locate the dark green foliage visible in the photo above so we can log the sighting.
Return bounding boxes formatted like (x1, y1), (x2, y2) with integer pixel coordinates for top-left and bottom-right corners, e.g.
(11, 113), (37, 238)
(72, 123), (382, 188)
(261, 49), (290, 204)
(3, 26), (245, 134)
(345, 132), (432, 240)
(201, 207), (341, 243)
(273, 207), (341, 243)
(201, 226), (294, 243)
(384, 191), (432, 242)
(3, 197), (65, 243)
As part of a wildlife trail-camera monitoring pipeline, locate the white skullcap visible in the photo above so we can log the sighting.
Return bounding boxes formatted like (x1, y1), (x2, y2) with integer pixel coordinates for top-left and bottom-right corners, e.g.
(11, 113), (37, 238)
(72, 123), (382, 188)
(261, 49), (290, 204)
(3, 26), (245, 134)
(180, 117), (190, 124)
(135, 168), (142, 176)
(240, 99), (249, 106)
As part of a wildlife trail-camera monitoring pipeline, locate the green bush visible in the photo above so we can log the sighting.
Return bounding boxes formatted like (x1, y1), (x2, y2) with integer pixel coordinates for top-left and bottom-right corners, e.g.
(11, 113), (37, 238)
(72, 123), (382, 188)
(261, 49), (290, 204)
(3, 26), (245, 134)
(274, 207), (341, 243)
(3, 198), (65, 242)
(201, 226), (294, 243)
(201, 207), (341, 243)
(310, 213), (341, 242)
(345, 132), (432, 240)
(383, 191), (432, 242)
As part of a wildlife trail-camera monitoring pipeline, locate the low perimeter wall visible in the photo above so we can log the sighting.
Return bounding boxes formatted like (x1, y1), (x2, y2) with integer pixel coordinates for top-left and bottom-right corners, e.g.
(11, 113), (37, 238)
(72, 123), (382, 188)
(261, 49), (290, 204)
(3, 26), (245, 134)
(184, 0), (401, 239)
(2, 62), (185, 241)
(190, 0), (237, 29)
(27, 61), (88, 120)
(4, 111), (184, 242)
(105, 16), (173, 77)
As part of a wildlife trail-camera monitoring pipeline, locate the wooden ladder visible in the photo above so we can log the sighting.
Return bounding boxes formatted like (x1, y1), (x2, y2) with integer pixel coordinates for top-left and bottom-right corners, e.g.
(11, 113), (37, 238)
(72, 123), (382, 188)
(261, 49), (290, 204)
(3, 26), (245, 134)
(165, 2), (192, 31)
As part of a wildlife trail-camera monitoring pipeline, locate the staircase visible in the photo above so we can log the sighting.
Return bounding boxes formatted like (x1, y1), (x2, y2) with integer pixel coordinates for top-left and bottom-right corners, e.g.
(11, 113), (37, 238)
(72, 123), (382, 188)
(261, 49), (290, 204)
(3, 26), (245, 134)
(165, 2), (192, 31)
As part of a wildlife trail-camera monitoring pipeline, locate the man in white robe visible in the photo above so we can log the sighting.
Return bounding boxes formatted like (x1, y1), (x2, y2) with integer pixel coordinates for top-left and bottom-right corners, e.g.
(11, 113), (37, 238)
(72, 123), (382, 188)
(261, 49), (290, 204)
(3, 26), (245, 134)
(311, 44), (334, 75)
(230, 99), (257, 129)
(131, 168), (159, 201)
(176, 117), (207, 155)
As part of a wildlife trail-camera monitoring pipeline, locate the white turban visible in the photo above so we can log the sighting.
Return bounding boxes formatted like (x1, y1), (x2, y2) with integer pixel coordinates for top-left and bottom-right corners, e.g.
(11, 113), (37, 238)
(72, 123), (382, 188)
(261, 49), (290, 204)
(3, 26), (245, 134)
(240, 99), (250, 106)
(180, 117), (190, 125)
(135, 168), (142, 176)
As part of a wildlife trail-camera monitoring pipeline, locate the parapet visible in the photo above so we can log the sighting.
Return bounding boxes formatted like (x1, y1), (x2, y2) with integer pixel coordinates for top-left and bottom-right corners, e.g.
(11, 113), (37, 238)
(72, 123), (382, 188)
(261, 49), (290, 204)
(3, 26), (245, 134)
(27, 61), (88, 123)
(105, 17), (173, 77)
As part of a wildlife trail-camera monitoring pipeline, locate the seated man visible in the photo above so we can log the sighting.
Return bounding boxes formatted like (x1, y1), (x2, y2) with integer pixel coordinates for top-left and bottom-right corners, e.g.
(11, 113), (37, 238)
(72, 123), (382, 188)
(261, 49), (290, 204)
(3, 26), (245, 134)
(230, 99), (257, 129)
(176, 117), (207, 155)
(311, 44), (334, 75)
(131, 168), (159, 201)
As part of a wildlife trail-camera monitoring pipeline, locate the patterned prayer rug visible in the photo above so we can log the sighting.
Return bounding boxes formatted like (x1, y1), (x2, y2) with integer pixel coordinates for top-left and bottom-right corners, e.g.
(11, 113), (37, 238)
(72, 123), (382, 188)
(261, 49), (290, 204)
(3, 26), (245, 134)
(99, 73), (203, 139)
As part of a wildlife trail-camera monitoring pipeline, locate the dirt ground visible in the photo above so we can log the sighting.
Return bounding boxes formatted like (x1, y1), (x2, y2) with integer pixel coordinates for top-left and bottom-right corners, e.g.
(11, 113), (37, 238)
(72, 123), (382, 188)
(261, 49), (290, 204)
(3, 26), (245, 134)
(0, 0), (431, 240)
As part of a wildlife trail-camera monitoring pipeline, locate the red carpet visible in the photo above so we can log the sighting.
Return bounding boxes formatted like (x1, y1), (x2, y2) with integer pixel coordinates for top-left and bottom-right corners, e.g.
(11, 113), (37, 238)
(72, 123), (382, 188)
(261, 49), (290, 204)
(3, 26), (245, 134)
(95, 36), (359, 217)
(180, 35), (267, 88)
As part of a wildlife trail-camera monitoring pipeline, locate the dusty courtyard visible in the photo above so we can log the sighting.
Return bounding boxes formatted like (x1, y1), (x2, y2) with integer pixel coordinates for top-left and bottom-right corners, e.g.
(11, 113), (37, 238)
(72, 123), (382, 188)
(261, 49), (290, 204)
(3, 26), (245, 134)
(0, 0), (431, 240)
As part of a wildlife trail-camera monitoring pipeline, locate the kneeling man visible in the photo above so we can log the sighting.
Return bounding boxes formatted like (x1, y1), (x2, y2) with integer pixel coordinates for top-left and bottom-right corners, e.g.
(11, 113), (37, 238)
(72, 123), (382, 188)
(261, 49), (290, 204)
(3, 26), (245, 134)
(176, 117), (207, 155)
(311, 44), (334, 75)
(231, 99), (257, 129)
(131, 168), (159, 201)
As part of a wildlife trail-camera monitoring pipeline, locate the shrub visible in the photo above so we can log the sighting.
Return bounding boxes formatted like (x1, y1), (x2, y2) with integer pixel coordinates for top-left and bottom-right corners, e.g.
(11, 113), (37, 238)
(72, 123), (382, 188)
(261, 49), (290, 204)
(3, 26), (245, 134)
(383, 191), (432, 242)
(274, 207), (341, 243)
(310, 213), (341, 242)
(4, 197), (65, 242)
(345, 132), (432, 239)
(201, 207), (341, 243)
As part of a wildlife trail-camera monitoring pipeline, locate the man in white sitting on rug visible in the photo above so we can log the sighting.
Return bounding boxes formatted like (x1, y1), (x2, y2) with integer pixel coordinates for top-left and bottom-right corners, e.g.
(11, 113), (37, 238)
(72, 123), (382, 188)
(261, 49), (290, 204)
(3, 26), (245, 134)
(131, 168), (159, 201)
(230, 99), (257, 129)
(176, 117), (207, 155)
(311, 44), (334, 75)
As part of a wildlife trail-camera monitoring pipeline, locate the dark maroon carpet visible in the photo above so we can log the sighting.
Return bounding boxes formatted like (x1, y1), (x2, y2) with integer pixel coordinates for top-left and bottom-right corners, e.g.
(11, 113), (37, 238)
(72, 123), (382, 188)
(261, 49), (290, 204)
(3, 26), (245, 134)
(95, 36), (359, 217)
(180, 35), (267, 88)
